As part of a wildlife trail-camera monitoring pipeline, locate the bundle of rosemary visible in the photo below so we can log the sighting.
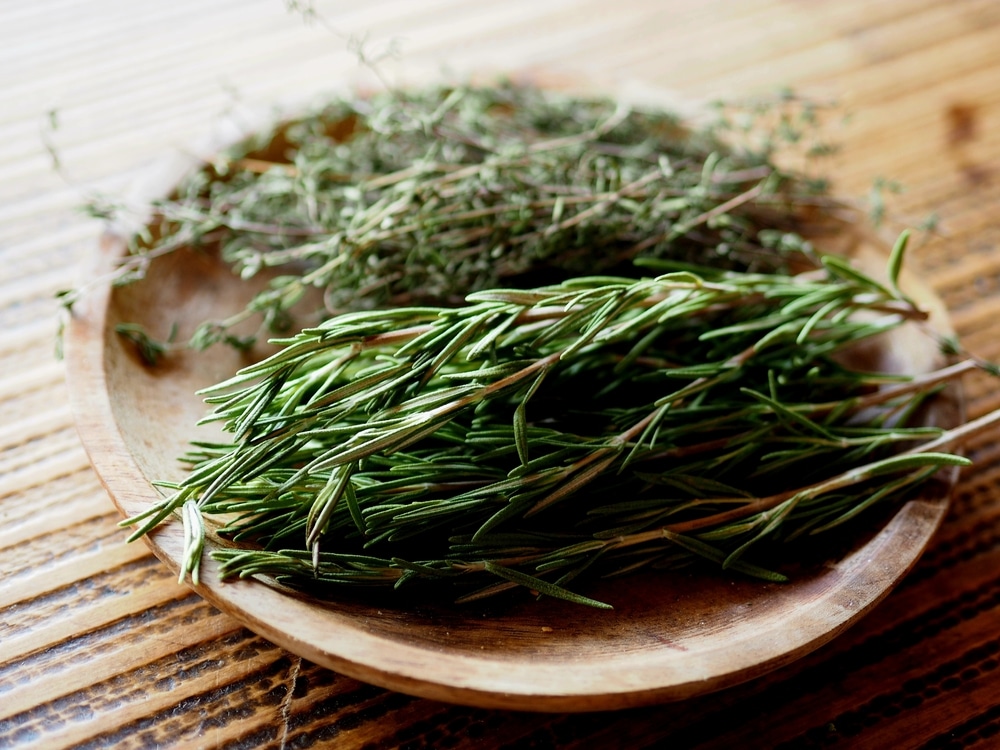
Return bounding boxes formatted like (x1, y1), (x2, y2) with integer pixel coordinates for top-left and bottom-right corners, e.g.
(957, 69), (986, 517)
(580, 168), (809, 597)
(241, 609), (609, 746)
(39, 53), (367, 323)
(116, 82), (986, 608)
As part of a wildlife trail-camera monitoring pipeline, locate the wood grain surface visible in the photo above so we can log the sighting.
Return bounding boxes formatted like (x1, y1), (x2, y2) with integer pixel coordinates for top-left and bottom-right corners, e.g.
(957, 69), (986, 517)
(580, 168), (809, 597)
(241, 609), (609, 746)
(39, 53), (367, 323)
(4, 0), (1000, 747)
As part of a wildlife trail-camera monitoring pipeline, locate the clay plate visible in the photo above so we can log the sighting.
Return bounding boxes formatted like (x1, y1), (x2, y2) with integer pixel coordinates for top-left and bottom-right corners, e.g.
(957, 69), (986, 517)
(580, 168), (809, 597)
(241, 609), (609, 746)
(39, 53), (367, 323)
(64, 158), (962, 713)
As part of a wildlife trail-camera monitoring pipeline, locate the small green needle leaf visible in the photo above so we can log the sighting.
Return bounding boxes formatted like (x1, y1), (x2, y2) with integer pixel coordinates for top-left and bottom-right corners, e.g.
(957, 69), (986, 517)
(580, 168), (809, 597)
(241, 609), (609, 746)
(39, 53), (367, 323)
(483, 562), (613, 609)
(886, 229), (916, 305)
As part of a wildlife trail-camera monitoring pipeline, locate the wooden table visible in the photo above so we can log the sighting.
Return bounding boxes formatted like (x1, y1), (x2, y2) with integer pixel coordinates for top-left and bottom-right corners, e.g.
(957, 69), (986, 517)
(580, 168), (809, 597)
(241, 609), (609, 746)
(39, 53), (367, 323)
(4, 1), (1000, 747)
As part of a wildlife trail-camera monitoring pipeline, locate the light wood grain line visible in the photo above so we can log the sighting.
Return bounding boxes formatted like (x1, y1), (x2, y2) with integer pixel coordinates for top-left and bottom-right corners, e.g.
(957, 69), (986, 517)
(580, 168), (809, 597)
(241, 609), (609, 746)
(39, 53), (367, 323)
(10, 21), (478, 170)
(0, 361), (64, 402)
(135, 662), (385, 750)
(807, 93), (1000, 202)
(0, 537), (151, 611)
(0, 490), (110, 550)
(1, 2), (404, 139)
(3, 513), (137, 584)
(0, 448), (110, 512)
(0, 431), (81, 480)
(1, 577), (193, 665)
(0, 223), (102, 276)
(686, 0), (1000, 97)
(929, 256), (1000, 299)
(0, 0), (84, 26)
(0, 464), (101, 522)
(835, 134), (1000, 201)
(0, 0), (253, 89)
(0, 406), (69, 453)
(1, 4), (712, 171)
(76, 673), (398, 750)
(0, 449), (91, 500)
(1, 546), (161, 637)
(2, 15), (250, 112)
(829, 57), (1000, 184)
(238, 688), (417, 750)
(612, 0), (956, 96)
(0, 184), (84, 227)
(1, 309), (71, 343)
(0, 268), (73, 313)
(0, 318), (59, 358)
(846, 2), (999, 97)
(13, 638), (290, 750)
(563, 0), (834, 73)
(932, 210), (1000, 259)
(919, 234), (987, 279)
(950, 297), (1000, 336)
(0, 596), (238, 723)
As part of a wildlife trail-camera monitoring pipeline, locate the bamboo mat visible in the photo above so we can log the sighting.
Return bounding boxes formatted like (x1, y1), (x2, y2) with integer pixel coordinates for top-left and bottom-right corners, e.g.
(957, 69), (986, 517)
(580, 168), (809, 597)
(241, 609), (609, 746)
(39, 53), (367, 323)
(4, 0), (1000, 747)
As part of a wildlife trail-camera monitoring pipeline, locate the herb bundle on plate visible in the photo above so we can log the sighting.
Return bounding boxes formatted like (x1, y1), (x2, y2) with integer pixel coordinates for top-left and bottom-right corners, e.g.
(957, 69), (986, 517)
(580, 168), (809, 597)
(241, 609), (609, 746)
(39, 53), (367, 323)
(117, 82), (989, 607)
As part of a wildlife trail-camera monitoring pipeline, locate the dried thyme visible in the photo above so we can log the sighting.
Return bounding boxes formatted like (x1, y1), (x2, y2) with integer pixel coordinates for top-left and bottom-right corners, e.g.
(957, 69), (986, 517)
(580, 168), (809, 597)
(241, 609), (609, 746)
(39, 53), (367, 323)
(109, 82), (834, 350)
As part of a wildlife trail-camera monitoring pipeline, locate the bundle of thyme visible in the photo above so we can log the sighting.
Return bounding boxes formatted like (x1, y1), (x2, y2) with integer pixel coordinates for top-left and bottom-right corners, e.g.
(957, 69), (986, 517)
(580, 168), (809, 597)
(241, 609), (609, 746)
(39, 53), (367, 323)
(114, 82), (832, 351)
(114, 83), (998, 608)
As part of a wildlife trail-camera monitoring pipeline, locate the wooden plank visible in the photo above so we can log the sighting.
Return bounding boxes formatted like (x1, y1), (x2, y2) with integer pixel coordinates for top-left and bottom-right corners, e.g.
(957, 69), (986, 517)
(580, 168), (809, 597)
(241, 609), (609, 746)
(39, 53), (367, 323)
(0, 595), (237, 722)
(0, 489), (111, 550)
(0, 536), (150, 611)
(1, 570), (193, 664)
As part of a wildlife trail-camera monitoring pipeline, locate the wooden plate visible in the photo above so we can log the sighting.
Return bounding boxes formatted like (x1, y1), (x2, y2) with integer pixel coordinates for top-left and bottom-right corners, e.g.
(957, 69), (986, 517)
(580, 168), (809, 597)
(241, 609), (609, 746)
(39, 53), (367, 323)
(64, 137), (963, 714)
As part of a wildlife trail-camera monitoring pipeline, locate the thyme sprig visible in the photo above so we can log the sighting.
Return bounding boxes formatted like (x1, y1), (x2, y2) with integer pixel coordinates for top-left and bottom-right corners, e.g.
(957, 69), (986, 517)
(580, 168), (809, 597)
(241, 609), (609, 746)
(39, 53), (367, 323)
(124, 257), (976, 608)
(110, 82), (836, 350)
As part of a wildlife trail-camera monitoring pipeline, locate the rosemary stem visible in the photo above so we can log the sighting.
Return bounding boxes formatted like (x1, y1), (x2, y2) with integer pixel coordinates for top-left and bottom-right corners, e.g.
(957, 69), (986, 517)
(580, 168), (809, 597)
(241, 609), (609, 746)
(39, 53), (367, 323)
(656, 411), (984, 536)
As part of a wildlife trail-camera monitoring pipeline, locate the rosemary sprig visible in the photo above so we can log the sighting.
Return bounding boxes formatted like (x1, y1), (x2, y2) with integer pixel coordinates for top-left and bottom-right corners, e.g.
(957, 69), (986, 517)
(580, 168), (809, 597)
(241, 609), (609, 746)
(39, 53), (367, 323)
(123, 256), (980, 608)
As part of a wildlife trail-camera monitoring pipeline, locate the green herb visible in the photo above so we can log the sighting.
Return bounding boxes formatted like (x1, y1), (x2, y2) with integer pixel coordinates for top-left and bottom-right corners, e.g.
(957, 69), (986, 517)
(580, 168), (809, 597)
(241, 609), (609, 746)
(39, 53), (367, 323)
(123, 258), (981, 608)
(110, 82), (999, 608)
(104, 82), (835, 350)
(114, 323), (177, 366)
